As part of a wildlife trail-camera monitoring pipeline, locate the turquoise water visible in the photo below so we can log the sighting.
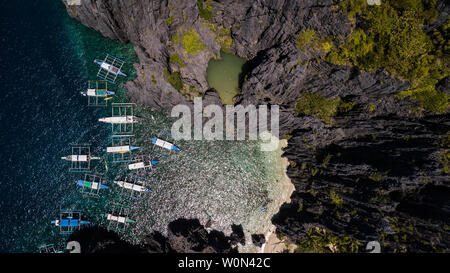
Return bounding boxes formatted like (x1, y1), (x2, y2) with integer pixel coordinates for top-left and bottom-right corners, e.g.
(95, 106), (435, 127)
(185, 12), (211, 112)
(206, 52), (245, 105)
(0, 0), (289, 252)
(0, 0), (137, 252)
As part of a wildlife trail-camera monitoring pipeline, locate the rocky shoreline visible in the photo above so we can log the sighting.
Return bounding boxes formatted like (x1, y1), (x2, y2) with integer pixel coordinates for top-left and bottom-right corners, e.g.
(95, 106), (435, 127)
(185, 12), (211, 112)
(64, 0), (449, 252)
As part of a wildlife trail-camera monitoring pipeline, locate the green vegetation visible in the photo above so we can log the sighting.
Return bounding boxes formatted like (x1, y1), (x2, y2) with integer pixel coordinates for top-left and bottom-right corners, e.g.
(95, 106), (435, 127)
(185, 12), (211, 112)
(187, 85), (201, 97)
(321, 154), (332, 168)
(182, 29), (206, 54)
(219, 28), (233, 49)
(295, 92), (353, 123)
(164, 69), (183, 91)
(177, 85), (203, 100)
(215, 27), (233, 53)
(338, 0), (367, 21)
(430, 18), (450, 64)
(276, 232), (285, 241)
(338, 100), (355, 113)
(295, 228), (363, 253)
(332, 0), (449, 113)
(171, 34), (180, 44)
(300, 162), (307, 170)
(165, 16), (174, 27)
(398, 81), (449, 113)
(368, 104), (376, 112)
(381, 216), (444, 252)
(330, 190), (344, 207)
(151, 75), (157, 84)
(326, 28), (374, 66)
(296, 29), (332, 54)
(369, 173), (383, 182)
(297, 201), (303, 213)
(169, 53), (184, 67)
(197, 0), (213, 21)
(204, 21), (234, 53)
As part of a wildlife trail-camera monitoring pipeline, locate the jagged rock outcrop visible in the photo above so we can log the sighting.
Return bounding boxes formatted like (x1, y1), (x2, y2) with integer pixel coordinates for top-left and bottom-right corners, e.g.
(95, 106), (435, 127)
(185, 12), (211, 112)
(152, 218), (244, 253)
(68, 226), (143, 253)
(63, 0), (449, 252)
(63, 0), (351, 111)
(69, 218), (244, 253)
(273, 113), (450, 252)
(251, 234), (266, 247)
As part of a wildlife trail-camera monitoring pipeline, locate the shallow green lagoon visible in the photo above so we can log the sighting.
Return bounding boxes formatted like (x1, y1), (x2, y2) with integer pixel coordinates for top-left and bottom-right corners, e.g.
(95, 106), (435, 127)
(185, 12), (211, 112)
(206, 52), (245, 105)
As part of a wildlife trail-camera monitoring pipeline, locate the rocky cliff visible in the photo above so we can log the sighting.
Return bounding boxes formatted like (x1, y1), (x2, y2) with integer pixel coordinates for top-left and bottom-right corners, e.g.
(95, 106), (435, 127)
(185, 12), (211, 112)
(63, 0), (449, 252)
(69, 219), (244, 253)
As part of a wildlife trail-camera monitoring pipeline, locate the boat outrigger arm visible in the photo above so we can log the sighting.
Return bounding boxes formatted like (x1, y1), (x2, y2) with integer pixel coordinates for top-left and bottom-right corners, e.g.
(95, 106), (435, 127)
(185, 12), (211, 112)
(149, 137), (180, 151)
(105, 213), (136, 224)
(99, 116), (140, 124)
(81, 88), (115, 97)
(94, 59), (127, 77)
(106, 145), (139, 153)
(51, 219), (90, 227)
(128, 160), (159, 170)
(61, 155), (101, 161)
(114, 181), (151, 192)
(77, 180), (109, 190)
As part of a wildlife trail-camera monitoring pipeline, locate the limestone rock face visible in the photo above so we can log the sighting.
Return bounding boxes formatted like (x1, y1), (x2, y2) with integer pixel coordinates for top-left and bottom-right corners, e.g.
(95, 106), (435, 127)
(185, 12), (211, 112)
(273, 113), (450, 252)
(69, 219), (243, 253)
(64, 0), (450, 252)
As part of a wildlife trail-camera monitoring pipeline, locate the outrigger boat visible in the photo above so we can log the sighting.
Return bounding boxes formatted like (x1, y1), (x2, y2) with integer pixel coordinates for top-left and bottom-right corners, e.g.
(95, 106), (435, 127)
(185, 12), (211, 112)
(63, 144), (98, 172)
(51, 218), (90, 228)
(81, 88), (115, 98)
(94, 58), (127, 77)
(77, 179), (109, 190)
(149, 137), (180, 151)
(38, 244), (63, 254)
(105, 213), (136, 224)
(99, 116), (140, 124)
(51, 210), (89, 234)
(105, 145), (139, 154)
(82, 80), (114, 107)
(61, 155), (100, 161)
(128, 160), (159, 170)
(114, 180), (151, 192)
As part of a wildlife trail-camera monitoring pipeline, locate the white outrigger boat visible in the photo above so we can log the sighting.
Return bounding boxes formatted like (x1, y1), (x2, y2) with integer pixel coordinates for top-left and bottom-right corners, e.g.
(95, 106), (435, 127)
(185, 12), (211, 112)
(106, 145), (139, 154)
(94, 55), (126, 76)
(114, 180), (151, 192)
(82, 80), (114, 107)
(81, 88), (115, 97)
(61, 155), (100, 161)
(105, 213), (136, 224)
(99, 116), (140, 124)
(95, 60), (126, 76)
(128, 160), (159, 170)
(149, 137), (180, 151)
(77, 179), (109, 190)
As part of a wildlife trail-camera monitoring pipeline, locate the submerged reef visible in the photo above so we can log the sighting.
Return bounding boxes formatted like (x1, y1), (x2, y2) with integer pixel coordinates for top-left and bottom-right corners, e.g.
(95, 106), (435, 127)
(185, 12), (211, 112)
(64, 0), (449, 252)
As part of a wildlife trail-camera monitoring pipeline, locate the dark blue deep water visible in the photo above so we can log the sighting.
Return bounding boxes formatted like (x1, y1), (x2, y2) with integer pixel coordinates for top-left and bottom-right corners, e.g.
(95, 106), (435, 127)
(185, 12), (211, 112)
(0, 0), (137, 252)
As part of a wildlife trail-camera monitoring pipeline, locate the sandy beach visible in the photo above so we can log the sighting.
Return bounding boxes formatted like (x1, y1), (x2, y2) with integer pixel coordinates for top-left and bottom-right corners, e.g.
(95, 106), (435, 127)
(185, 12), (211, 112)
(260, 139), (295, 253)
